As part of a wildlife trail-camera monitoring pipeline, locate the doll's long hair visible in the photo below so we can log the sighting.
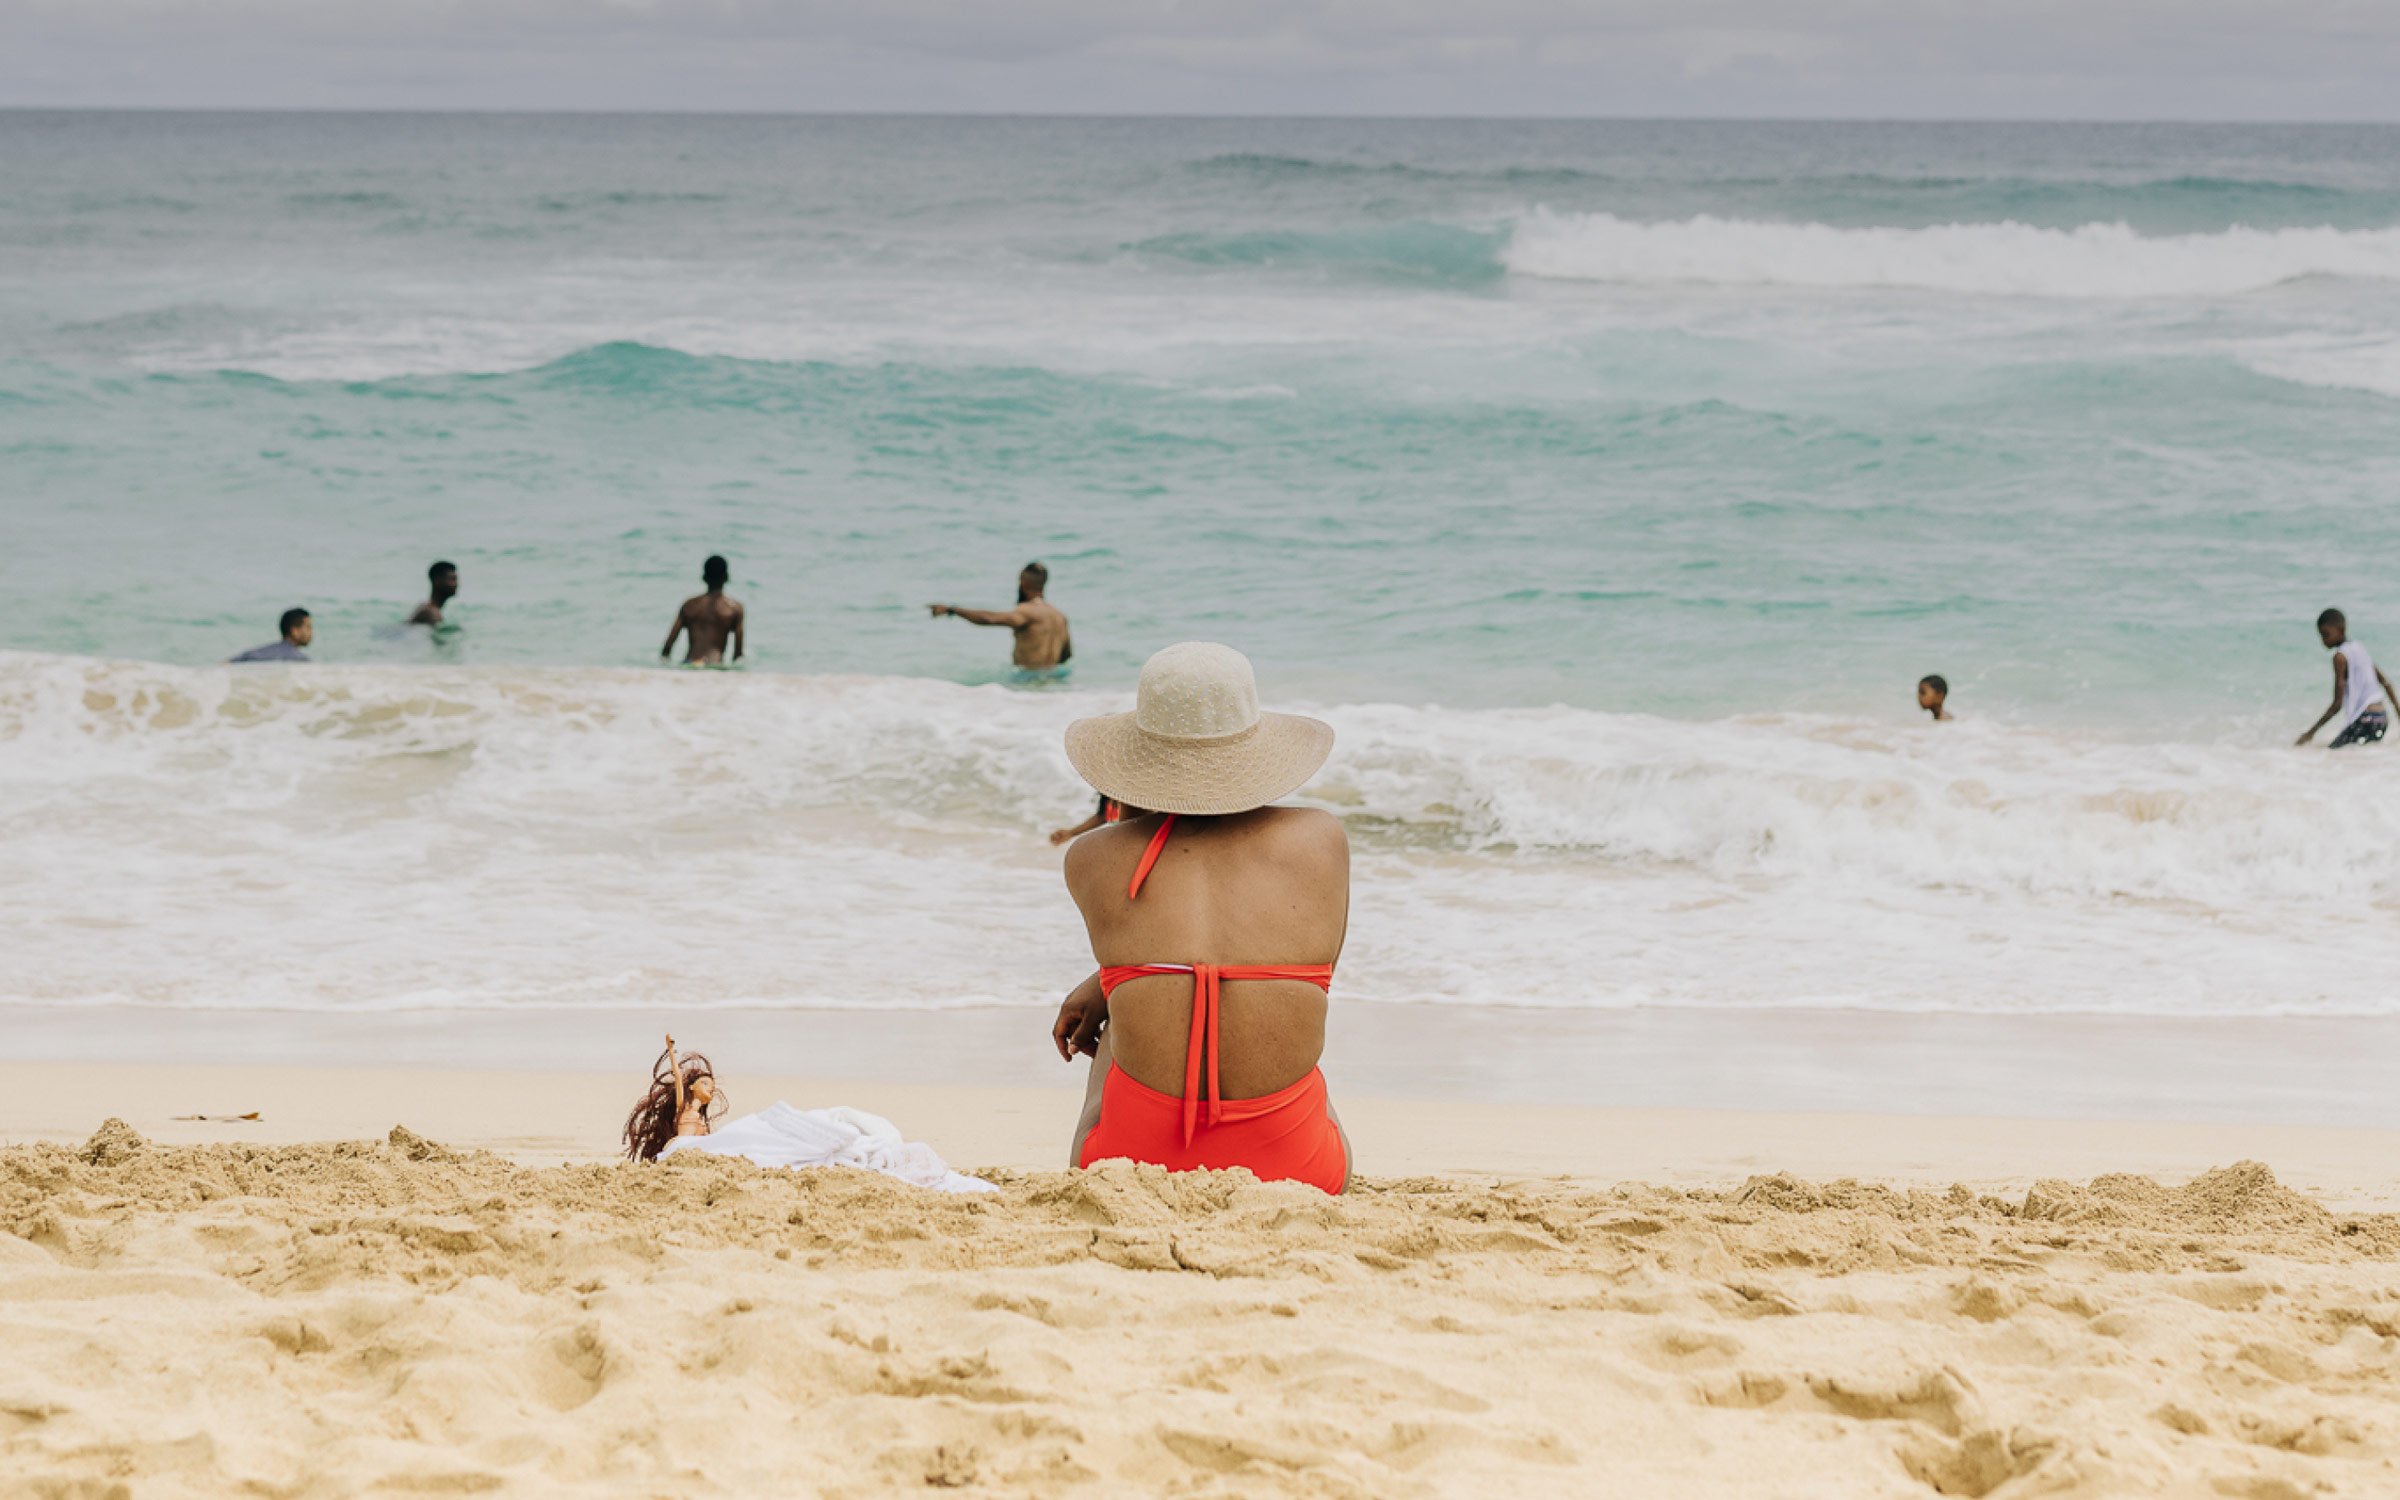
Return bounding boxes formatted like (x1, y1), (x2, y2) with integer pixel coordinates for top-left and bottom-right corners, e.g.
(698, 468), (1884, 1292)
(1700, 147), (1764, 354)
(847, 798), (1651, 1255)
(624, 1046), (724, 1163)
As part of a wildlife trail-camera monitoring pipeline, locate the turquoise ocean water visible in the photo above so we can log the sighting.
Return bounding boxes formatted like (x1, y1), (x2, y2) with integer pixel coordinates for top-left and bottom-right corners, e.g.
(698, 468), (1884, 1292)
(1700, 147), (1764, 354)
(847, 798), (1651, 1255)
(3, 115), (2397, 1026)
(8, 114), (2400, 716)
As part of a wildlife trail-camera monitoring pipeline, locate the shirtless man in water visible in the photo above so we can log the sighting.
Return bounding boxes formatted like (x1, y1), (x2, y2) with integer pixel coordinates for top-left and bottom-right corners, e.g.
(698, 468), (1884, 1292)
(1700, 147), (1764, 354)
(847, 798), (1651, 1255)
(406, 561), (458, 627)
(661, 554), (745, 666)
(929, 561), (1072, 671)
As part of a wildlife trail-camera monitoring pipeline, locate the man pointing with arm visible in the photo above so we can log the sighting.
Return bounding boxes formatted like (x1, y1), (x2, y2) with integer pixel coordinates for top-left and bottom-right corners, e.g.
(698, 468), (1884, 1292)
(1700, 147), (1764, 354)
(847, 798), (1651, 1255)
(929, 561), (1073, 673)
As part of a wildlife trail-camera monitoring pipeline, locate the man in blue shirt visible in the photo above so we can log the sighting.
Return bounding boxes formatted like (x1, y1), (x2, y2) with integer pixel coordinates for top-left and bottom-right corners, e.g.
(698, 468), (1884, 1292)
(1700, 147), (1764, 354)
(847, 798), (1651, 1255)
(230, 608), (313, 663)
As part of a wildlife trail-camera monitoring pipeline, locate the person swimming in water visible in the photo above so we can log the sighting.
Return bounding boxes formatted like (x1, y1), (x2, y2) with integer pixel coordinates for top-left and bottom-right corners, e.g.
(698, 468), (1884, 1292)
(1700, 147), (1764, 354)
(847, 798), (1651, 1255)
(229, 608), (313, 663)
(406, 561), (458, 628)
(1051, 642), (1349, 1194)
(1917, 674), (1953, 721)
(661, 554), (746, 666)
(928, 561), (1072, 673)
(2296, 608), (2394, 749)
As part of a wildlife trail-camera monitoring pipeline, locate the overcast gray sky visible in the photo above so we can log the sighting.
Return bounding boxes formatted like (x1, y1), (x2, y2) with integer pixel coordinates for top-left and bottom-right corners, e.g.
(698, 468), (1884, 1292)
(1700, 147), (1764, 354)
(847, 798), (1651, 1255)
(5, 0), (2399, 118)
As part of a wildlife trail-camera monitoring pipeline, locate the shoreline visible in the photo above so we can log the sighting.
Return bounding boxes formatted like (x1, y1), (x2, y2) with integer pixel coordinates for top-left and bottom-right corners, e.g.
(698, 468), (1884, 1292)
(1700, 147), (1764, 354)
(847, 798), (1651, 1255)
(9, 1058), (2400, 1212)
(12, 1001), (2398, 1127)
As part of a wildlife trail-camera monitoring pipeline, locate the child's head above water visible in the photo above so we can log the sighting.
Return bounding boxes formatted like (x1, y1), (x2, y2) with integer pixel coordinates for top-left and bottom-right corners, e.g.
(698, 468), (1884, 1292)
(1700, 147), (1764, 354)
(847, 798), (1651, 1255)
(1917, 674), (1949, 718)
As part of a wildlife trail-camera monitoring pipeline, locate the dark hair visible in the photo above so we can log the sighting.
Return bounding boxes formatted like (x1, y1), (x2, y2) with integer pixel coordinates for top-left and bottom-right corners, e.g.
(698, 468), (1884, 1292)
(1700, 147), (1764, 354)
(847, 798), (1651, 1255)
(703, 554), (729, 585)
(1919, 675), (1948, 695)
(2319, 608), (2346, 629)
(623, 1046), (725, 1163)
(429, 560), (457, 583)
(279, 607), (311, 638)
(1018, 560), (1047, 602)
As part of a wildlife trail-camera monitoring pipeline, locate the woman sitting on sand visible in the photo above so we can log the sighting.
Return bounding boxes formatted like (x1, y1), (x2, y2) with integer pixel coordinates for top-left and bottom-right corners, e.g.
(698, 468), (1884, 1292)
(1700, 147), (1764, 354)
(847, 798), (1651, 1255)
(1048, 642), (1351, 1194)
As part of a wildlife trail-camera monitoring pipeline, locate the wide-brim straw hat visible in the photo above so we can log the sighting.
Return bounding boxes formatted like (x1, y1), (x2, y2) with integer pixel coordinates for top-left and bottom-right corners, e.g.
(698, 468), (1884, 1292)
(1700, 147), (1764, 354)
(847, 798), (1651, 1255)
(1065, 642), (1333, 816)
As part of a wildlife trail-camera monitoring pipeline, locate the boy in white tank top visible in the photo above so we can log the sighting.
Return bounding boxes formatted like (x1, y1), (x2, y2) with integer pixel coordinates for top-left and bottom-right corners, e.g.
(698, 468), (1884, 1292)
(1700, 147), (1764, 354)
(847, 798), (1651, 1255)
(2297, 608), (2396, 749)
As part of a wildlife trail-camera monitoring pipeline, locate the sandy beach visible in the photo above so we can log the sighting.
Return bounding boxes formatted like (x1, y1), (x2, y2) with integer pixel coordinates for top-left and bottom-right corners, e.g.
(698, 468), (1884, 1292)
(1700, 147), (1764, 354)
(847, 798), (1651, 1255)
(5, 1063), (2399, 1498)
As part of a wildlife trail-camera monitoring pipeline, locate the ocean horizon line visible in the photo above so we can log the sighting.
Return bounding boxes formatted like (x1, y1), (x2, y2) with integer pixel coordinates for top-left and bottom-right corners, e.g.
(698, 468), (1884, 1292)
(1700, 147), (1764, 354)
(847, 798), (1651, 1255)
(8, 106), (2400, 128)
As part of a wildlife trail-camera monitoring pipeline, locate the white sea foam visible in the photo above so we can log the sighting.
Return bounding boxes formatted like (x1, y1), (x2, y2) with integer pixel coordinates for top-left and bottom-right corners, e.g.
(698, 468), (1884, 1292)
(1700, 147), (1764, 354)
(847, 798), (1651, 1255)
(1503, 211), (2400, 298)
(4, 652), (2394, 1021)
(2235, 335), (2400, 399)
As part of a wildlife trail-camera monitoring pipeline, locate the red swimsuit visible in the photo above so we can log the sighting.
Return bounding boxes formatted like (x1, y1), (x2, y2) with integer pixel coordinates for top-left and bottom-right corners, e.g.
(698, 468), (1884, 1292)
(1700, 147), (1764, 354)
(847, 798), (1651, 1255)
(1076, 816), (1348, 1194)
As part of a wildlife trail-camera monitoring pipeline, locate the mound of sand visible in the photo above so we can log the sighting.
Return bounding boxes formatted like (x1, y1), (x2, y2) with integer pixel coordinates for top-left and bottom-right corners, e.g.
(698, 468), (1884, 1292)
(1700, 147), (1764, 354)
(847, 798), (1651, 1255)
(4, 1124), (2397, 1497)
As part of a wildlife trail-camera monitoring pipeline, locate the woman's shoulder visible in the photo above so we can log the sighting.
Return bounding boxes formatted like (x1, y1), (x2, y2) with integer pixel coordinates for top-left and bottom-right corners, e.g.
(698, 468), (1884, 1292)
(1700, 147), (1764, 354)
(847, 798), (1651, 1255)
(1060, 817), (1146, 895)
(1256, 804), (1344, 836)
(1249, 806), (1348, 866)
(1061, 808), (1345, 890)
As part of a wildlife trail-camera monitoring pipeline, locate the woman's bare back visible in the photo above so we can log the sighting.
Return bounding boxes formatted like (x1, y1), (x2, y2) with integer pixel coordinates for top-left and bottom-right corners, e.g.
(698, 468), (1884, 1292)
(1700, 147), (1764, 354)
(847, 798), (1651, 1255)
(1065, 807), (1348, 1100)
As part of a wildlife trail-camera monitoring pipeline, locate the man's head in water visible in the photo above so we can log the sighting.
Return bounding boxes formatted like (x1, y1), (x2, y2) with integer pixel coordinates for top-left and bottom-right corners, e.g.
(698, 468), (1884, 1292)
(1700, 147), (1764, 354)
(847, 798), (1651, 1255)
(279, 608), (313, 648)
(428, 560), (459, 605)
(1917, 675), (1950, 720)
(1018, 561), (1048, 604)
(2318, 608), (2348, 649)
(703, 554), (730, 590)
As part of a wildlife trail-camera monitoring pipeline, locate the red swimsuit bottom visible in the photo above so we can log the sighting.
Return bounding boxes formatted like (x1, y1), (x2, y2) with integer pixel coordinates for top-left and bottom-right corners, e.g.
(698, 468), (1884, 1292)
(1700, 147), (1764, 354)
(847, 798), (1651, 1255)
(1075, 816), (1347, 1195)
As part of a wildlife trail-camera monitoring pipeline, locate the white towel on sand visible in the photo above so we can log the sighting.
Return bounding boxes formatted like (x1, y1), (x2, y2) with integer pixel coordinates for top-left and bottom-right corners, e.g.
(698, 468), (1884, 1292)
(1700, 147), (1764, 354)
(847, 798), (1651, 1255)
(659, 1102), (997, 1194)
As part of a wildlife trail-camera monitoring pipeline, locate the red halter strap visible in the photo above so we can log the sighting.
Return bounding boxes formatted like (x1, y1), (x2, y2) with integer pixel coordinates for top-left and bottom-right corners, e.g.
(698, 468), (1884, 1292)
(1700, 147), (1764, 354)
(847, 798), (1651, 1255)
(1127, 813), (1177, 900)
(1095, 961), (1335, 1145)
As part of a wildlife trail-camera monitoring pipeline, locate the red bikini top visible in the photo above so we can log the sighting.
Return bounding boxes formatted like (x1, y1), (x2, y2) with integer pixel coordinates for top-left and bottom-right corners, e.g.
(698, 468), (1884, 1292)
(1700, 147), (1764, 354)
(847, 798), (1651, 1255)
(1094, 814), (1335, 1144)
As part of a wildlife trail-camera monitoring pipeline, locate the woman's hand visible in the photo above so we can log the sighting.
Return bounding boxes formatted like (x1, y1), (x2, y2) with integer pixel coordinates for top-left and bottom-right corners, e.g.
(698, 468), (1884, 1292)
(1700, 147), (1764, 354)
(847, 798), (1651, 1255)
(1052, 972), (1109, 1060)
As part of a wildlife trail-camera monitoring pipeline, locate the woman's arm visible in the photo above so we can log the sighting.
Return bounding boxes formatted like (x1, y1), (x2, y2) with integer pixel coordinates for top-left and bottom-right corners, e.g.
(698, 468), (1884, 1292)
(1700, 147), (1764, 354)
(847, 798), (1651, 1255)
(1052, 969), (1109, 1060)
